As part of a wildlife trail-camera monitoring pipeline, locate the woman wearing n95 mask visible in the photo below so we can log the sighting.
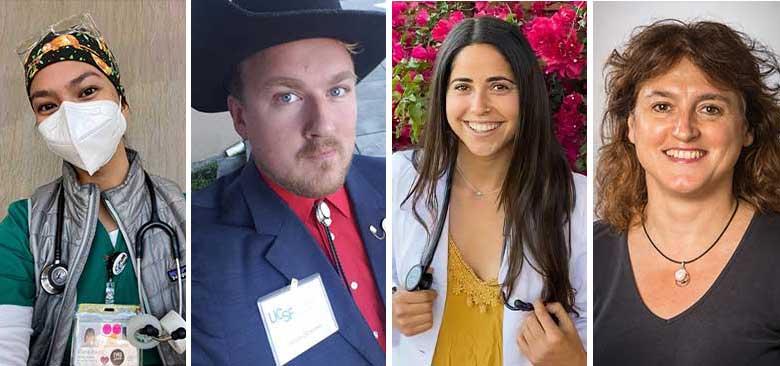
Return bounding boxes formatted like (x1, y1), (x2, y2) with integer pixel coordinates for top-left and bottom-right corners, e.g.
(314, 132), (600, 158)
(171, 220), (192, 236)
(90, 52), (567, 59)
(0, 14), (185, 366)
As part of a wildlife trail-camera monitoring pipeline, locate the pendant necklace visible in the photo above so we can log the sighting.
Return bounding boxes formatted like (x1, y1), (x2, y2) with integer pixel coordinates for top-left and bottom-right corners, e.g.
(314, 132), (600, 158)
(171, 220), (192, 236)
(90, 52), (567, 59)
(642, 200), (739, 287)
(455, 163), (501, 198)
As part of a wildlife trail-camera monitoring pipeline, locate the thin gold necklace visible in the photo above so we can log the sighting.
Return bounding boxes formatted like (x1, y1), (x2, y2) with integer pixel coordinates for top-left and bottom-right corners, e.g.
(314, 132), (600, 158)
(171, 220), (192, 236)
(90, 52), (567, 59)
(454, 163), (501, 198)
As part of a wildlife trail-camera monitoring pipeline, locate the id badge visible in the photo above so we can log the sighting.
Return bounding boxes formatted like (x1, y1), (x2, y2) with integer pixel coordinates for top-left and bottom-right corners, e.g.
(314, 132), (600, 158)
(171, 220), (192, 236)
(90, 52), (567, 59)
(71, 304), (141, 366)
(257, 274), (339, 365)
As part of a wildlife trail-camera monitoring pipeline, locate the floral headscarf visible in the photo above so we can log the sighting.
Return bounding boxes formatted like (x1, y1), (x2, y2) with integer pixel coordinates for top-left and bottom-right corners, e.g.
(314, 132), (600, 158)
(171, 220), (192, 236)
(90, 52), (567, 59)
(23, 30), (125, 101)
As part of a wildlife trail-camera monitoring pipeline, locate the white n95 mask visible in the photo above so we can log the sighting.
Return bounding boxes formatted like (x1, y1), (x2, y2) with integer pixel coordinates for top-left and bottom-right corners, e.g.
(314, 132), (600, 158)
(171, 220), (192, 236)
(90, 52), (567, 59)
(37, 99), (127, 176)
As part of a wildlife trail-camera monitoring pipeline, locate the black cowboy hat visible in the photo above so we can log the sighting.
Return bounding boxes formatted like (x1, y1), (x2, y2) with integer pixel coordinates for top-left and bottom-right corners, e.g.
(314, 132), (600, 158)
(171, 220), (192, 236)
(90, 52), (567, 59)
(192, 0), (385, 113)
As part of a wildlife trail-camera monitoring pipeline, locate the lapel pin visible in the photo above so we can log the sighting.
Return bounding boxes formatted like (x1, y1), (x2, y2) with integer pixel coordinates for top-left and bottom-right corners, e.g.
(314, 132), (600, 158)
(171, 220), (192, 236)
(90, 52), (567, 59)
(369, 224), (385, 240)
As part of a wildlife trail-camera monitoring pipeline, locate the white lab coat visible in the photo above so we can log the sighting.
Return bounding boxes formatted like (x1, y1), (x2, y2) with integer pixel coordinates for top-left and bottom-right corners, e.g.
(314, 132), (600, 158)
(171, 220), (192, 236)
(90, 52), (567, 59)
(391, 150), (587, 366)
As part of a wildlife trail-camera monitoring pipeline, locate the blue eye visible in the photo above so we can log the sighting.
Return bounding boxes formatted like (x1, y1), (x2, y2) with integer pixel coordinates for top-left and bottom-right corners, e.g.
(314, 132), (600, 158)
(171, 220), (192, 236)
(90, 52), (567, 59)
(329, 87), (348, 97)
(276, 93), (301, 104)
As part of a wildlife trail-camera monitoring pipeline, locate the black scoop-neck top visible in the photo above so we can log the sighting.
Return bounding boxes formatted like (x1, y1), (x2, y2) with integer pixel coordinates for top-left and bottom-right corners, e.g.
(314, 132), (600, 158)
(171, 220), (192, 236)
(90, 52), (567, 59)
(594, 212), (780, 365)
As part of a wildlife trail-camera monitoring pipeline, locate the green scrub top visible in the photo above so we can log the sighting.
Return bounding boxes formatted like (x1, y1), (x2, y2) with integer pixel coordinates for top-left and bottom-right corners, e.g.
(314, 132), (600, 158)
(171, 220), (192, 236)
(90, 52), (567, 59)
(0, 199), (162, 365)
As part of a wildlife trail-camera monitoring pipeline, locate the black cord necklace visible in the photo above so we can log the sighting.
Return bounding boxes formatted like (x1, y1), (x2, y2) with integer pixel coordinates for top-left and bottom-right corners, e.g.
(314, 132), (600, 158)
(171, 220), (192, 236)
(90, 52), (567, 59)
(642, 200), (739, 287)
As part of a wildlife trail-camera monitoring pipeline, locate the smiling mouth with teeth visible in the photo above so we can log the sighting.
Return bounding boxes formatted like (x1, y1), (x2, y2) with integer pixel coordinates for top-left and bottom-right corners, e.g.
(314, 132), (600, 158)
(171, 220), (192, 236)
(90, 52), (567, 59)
(465, 121), (502, 133)
(664, 149), (707, 161)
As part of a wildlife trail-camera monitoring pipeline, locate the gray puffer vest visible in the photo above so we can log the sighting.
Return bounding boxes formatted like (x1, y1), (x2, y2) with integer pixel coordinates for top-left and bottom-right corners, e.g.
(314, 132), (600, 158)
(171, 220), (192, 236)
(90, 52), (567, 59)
(26, 150), (186, 365)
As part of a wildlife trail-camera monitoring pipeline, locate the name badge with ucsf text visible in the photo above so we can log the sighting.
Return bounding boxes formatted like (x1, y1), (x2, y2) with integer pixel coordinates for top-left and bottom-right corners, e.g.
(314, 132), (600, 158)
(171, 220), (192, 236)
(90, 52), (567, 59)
(257, 273), (339, 365)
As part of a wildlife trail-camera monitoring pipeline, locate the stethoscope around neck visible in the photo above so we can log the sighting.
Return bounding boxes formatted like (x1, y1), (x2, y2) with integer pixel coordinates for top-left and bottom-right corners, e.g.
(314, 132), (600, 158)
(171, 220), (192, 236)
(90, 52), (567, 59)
(402, 160), (535, 312)
(40, 172), (187, 353)
(39, 173), (183, 315)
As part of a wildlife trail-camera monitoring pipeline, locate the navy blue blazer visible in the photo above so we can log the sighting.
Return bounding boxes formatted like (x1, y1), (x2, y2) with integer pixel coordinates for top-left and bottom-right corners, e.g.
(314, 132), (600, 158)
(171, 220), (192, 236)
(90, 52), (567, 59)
(191, 155), (386, 365)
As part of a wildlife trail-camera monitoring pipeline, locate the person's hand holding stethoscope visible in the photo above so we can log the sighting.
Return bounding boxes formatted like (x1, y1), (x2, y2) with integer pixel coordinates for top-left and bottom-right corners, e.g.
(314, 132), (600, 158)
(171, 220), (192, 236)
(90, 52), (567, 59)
(393, 268), (437, 337)
(517, 299), (586, 366)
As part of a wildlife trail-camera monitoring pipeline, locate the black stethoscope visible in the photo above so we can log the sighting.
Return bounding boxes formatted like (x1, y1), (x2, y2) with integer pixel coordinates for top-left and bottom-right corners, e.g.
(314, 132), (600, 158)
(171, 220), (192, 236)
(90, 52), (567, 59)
(40, 173), (183, 315)
(402, 160), (535, 312)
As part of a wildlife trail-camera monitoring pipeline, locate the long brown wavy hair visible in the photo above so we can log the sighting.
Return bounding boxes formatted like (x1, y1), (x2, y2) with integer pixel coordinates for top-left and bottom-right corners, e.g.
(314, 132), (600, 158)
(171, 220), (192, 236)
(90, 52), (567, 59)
(401, 17), (577, 313)
(598, 19), (780, 232)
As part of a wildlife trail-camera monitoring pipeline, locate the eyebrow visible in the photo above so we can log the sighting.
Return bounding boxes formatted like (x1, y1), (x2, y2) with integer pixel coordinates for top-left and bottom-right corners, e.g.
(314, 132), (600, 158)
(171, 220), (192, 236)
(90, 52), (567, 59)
(328, 70), (358, 84)
(642, 90), (735, 105)
(262, 70), (358, 90)
(29, 71), (103, 101)
(449, 76), (516, 85)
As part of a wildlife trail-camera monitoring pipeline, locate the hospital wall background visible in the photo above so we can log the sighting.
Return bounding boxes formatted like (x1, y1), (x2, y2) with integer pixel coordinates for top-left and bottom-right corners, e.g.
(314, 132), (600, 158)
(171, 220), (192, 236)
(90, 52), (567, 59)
(0, 0), (186, 217)
(592, 1), (780, 217)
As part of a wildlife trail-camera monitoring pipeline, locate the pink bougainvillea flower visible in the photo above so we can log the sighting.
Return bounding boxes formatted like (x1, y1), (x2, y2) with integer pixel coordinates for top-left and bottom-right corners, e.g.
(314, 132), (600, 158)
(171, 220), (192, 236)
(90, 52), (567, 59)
(544, 35), (585, 79)
(450, 10), (465, 23)
(391, 2), (407, 17)
(392, 42), (405, 65)
(524, 16), (560, 57)
(392, 2), (407, 27)
(554, 93), (585, 141)
(425, 46), (437, 62)
(552, 5), (577, 27)
(431, 10), (466, 42)
(410, 45), (431, 61)
(409, 45), (437, 63)
(524, 13), (585, 79)
(416, 8), (429, 27)
(554, 92), (585, 167)
(475, 3), (512, 20)
(422, 68), (433, 81)
(562, 92), (584, 108)
(431, 18), (452, 42)
(510, 3), (525, 19)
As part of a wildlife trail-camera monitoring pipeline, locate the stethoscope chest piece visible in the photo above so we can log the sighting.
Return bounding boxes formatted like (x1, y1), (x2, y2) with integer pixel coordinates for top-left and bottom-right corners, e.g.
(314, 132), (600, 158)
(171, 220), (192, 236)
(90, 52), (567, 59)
(404, 264), (432, 291)
(40, 262), (69, 295)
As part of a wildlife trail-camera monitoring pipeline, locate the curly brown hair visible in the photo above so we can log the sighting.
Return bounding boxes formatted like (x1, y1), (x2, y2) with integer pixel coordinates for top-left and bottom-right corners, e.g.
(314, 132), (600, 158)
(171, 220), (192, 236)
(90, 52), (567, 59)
(597, 19), (780, 232)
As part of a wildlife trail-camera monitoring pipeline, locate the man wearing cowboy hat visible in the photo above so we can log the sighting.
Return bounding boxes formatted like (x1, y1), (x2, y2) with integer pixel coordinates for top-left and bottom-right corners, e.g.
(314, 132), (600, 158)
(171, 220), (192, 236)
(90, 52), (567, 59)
(190, 0), (386, 365)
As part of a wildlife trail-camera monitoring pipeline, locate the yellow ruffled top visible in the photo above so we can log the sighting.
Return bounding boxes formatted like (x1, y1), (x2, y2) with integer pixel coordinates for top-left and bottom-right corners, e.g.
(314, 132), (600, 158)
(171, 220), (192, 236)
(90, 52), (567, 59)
(431, 237), (503, 366)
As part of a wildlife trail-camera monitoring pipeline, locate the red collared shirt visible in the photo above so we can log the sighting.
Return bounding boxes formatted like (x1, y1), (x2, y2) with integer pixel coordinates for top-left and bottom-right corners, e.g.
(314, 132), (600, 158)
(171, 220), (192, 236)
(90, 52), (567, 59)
(262, 173), (386, 351)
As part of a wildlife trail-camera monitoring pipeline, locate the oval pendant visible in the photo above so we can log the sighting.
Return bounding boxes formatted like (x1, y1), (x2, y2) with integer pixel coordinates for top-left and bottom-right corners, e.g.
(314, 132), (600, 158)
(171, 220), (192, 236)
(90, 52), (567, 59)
(674, 265), (690, 287)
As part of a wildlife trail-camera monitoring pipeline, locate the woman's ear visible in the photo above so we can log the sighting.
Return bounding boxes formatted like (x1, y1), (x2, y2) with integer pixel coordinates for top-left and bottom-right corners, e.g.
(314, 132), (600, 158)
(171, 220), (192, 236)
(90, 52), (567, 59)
(743, 122), (754, 148)
(627, 113), (636, 144)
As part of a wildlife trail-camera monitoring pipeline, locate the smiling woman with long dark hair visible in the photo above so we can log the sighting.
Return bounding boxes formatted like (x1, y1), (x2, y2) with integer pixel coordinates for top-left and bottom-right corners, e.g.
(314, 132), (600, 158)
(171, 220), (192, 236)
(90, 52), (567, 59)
(392, 16), (587, 365)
